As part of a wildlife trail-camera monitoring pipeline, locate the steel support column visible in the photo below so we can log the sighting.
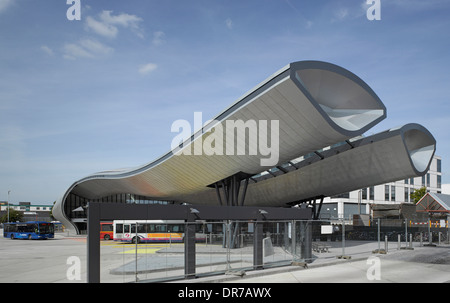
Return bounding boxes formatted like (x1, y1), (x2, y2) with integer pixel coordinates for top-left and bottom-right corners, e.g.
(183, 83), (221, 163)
(87, 202), (101, 283)
(253, 221), (264, 270)
(184, 221), (196, 279)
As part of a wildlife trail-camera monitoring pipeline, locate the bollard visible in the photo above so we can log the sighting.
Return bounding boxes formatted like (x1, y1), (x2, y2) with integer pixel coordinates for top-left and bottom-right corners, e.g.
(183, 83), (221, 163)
(398, 234), (401, 250)
(385, 235), (388, 253)
(420, 232), (423, 247)
(409, 234), (412, 249)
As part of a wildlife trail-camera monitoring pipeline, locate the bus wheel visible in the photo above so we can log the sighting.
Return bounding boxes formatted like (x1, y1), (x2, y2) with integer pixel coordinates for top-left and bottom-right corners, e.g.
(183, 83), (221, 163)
(132, 237), (140, 244)
(104, 234), (110, 241)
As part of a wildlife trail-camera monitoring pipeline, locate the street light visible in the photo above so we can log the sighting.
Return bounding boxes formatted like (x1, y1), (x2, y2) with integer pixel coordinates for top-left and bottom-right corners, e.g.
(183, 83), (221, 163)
(7, 190), (11, 223)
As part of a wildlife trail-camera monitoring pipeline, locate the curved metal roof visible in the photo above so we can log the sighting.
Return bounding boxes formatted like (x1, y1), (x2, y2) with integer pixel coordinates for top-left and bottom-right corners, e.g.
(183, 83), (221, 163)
(53, 61), (436, 231)
(181, 123), (435, 207)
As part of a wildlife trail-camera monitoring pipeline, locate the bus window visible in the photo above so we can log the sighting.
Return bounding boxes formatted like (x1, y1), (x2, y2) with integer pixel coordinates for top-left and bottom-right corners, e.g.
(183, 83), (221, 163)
(39, 223), (53, 234)
(124, 224), (130, 233)
(116, 224), (123, 233)
(101, 223), (113, 232)
(155, 225), (167, 232)
(148, 224), (155, 232)
(169, 224), (184, 233)
(137, 223), (147, 233)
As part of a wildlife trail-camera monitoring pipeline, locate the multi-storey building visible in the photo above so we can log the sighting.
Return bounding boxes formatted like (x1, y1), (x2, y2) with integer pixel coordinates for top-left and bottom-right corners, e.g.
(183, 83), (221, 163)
(0, 202), (53, 222)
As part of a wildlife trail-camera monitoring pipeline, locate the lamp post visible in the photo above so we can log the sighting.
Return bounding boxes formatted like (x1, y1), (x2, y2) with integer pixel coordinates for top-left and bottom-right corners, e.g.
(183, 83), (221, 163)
(7, 190), (11, 223)
(358, 189), (362, 215)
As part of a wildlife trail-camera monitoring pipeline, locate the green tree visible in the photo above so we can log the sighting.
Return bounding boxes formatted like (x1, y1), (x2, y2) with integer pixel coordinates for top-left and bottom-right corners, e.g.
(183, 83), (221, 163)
(0, 208), (23, 223)
(410, 186), (427, 204)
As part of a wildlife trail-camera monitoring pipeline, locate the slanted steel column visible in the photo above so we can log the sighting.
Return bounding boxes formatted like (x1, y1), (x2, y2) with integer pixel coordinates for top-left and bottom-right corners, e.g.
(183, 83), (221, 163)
(212, 172), (252, 249)
(211, 172), (252, 207)
(87, 202), (101, 283)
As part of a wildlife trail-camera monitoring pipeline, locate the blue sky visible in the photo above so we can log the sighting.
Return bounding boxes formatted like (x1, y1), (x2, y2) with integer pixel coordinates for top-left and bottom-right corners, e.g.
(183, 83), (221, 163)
(1, 0), (449, 204)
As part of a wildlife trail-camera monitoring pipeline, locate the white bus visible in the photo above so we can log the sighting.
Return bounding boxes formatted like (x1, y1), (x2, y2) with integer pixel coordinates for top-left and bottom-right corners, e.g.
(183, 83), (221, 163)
(113, 220), (206, 244)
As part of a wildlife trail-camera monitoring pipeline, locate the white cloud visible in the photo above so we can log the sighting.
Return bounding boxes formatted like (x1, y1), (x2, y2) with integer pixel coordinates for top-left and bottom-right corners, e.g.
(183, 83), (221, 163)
(100, 10), (142, 29)
(139, 63), (158, 75)
(40, 45), (54, 56)
(85, 10), (143, 38)
(64, 43), (92, 60)
(80, 39), (113, 55)
(86, 15), (118, 38)
(63, 39), (113, 60)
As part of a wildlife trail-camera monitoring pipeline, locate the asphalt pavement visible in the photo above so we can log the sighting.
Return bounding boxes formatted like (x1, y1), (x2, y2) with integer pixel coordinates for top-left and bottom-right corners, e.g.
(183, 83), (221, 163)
(1, 231), (449, 283)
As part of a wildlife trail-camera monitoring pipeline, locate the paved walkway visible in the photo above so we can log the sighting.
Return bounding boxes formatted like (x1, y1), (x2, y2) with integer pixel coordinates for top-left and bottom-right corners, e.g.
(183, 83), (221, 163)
(173, 243), (450, 283)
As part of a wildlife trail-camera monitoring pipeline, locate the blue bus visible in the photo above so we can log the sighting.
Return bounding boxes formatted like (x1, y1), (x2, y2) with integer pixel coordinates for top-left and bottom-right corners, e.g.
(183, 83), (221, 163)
(3, 221), (54, 240)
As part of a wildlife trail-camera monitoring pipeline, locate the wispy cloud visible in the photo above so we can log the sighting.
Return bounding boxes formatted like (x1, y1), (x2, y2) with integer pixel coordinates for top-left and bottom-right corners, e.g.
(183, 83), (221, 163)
(40, 45), (54, 56)
(138, 62), (158, 75)
(85, 10), (144, 38)
(100, 10), (142, 28)
(63, 39), (113, 60)
(85, 15), (118, 38)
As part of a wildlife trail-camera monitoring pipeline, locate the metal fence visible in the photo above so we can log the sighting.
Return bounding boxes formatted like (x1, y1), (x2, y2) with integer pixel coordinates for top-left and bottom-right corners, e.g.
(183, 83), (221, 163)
(98, 218), (450, 283)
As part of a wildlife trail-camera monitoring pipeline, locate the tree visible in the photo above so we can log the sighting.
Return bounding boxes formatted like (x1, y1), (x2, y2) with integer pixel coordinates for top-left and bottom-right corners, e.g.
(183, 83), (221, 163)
(0, 208), (23, 223)
(410, 186), (427, 204)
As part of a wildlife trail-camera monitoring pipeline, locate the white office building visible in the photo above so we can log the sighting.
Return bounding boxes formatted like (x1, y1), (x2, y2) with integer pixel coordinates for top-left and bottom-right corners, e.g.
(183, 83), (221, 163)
(321, 155), (442, 220)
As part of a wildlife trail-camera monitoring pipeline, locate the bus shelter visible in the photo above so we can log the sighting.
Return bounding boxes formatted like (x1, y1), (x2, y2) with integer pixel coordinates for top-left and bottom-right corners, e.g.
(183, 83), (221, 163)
(87, 202), (312, 283)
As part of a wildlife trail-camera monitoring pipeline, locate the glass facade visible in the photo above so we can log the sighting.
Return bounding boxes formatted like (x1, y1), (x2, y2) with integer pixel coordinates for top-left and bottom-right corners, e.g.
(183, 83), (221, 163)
(320, 203), (338, 219)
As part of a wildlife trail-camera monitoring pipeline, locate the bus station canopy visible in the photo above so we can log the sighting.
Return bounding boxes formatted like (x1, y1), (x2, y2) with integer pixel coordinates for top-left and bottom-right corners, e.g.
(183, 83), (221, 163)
(53, 61), (436, 232)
